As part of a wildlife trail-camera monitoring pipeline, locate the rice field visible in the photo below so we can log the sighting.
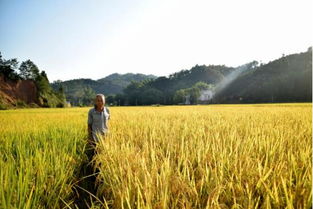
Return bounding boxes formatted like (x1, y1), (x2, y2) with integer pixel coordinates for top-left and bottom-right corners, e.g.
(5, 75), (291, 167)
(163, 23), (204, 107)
(0, 103), (312, 209)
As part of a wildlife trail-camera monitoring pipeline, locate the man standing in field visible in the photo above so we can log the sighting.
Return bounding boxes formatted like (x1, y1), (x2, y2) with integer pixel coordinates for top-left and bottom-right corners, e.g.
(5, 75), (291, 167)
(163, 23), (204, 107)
(77, 94), (110, 204)
(87, 94), (110, 143)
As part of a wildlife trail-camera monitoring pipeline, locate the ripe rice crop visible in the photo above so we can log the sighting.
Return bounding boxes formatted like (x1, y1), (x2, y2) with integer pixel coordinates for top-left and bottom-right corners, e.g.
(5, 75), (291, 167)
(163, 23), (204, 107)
(0, 108), (87, 209)
(94, 104), (312, 209)
(0, 103), (311, 209)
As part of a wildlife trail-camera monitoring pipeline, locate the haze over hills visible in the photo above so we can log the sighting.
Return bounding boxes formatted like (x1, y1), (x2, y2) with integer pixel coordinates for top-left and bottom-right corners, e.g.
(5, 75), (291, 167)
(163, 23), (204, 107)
(214, 49), (312, 103)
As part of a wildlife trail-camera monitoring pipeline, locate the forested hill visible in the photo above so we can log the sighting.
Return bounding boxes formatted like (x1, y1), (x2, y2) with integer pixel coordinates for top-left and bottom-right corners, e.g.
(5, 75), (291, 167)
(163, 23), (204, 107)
(111, 48), (312, 105)
(51, 73), (156, 106)
(117, 65), (237, 105)
(2, 48), (310, 108)
(213, 48), (312, 103)
(52, 47), (311, 106)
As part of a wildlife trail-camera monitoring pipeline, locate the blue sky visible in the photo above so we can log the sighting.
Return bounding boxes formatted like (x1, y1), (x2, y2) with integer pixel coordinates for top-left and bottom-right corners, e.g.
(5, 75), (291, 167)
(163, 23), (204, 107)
(1, 0), (312, 82)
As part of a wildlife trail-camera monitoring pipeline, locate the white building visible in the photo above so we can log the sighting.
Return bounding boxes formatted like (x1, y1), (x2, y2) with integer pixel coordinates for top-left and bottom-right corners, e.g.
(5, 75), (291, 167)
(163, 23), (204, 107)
(198, 90), (213, 101)
(184, 95), (191, 105)
(184, 89), (213, 104)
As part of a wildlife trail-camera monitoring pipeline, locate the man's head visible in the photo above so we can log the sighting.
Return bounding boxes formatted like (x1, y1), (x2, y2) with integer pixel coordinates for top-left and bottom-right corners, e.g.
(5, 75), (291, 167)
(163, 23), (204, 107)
(95, 94), (105, 109)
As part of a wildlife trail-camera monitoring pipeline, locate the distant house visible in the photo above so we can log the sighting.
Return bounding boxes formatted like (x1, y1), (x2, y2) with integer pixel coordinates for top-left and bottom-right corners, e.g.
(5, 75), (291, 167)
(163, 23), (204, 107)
(66, 101), (71, 107)
(184, 95), (191, 105)
(198, 90), (213, 102)
(184, 89), (213, 104)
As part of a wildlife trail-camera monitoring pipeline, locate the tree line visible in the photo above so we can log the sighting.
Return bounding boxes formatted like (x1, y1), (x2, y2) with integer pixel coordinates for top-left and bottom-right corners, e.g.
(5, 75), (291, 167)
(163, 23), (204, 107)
(2, 47), (311, 108)
(106, 48), (312, 106)
(0, 52), (66, 108)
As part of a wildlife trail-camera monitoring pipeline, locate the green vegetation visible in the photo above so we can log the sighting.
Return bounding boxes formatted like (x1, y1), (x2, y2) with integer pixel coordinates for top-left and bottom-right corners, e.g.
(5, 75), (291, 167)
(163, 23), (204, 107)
(2, 48), (311, 107)
(51, 73), (157, 106)
(0, 52), (20, 81)
(214, 47), (312, 103)
(173, 82), (214, 104)
(0, 104), (311, 208)
(111, 48), (311, 105)
(95, 104), (312, 208)
(0, 52), (66, 108)
(0, 108), (87, 208)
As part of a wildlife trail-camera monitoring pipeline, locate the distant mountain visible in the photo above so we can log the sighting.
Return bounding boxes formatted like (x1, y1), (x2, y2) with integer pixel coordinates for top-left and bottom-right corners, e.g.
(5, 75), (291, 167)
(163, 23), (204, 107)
(51, 48), (312, 106)
(96, 73), (156, 94)
(213, 48), (312, 103)
(99, 73), (156, 82)
(51, 73), (157, 105)
(119, 65), (243, 105)
(113, 48), (312, 105)
(150, 65), (235, 93)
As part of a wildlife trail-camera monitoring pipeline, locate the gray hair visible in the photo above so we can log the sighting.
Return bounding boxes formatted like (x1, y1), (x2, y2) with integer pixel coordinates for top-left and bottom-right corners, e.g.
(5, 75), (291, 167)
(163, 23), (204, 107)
(96, 94), (105, 101)
(94, 94), (105, 108)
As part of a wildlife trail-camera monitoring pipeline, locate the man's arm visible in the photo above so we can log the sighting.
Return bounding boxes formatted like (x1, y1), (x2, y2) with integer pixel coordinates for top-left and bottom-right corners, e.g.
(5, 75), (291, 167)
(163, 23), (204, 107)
(88, 124), (92, 139)
(105, 107), (110, 128)
(87, 110), (93, 139)
(105, 120), (109, 129)
(106, 107), (110, 120)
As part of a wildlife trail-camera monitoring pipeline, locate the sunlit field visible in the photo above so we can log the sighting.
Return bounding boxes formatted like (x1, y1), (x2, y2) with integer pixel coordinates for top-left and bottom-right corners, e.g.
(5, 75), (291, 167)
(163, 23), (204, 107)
(0, 103), (311, 209)
(0, 108), (87, 209)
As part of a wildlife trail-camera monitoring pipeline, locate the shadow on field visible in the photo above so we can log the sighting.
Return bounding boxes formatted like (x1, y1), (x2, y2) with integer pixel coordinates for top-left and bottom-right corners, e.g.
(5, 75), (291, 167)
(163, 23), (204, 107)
(73, 141), (100, 209)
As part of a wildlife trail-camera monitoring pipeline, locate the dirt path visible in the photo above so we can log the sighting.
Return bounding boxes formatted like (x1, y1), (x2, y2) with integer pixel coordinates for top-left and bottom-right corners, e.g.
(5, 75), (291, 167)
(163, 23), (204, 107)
(73, 144), (100, 209)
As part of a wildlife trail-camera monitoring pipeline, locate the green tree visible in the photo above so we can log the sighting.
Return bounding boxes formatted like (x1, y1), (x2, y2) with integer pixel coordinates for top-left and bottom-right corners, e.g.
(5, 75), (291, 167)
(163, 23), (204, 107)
(35, 74), (50, 94)
(81, 87), (95, 106)
(173, 89), (187, 104)
(194, 82), (214, 91)
(123, 81), (142, 105)
(19, 60), (40, 80)
(141, 88), (163, 105)
(186, 87), (200, 104)
(0, 52), (20, 81)
(115, 94), (126, 106)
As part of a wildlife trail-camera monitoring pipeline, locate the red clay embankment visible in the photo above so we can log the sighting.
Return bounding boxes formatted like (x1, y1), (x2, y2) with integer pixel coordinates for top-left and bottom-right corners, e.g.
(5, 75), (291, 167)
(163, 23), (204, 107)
(0, 75), (38, 106)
